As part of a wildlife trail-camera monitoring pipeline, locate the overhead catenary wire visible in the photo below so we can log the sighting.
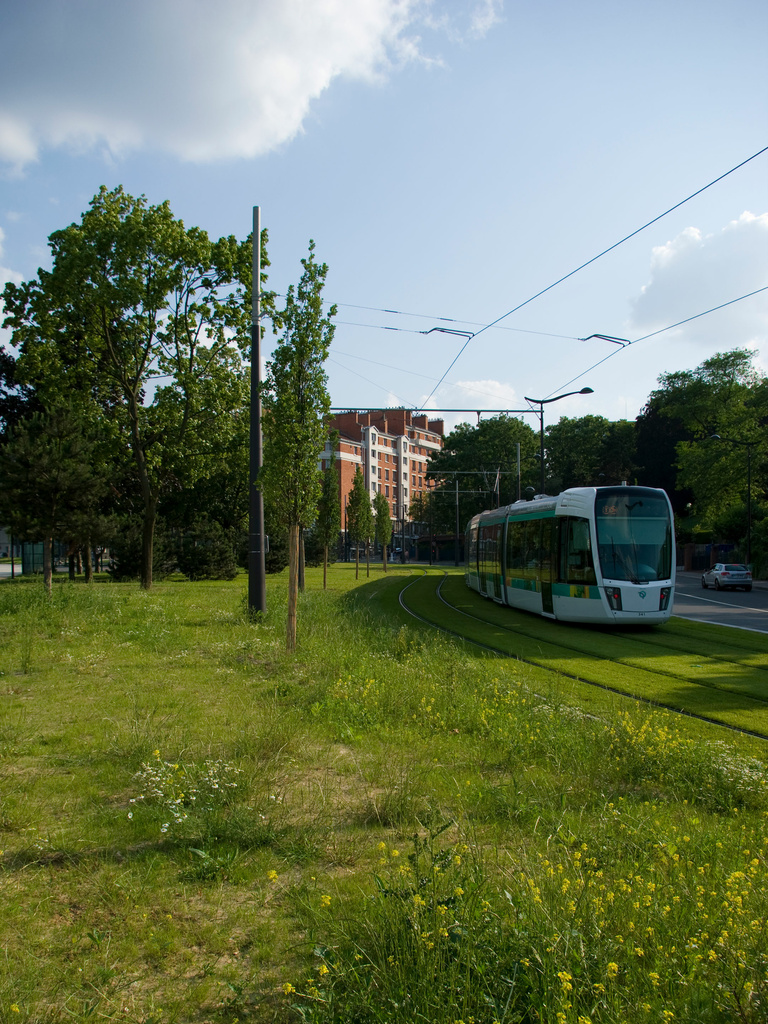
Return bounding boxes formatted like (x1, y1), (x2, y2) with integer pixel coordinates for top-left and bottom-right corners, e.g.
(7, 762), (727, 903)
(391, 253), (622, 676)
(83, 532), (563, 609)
(330, 286), (768, 412)
(416, 144), (768, 411)
(549, 285), (768, 396)
(278, 299), (580, 341)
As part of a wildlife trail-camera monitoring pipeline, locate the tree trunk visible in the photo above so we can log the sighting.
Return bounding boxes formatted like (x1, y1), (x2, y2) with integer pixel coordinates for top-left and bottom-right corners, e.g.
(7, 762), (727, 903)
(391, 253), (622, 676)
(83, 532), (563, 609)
(299, 529), (305, 593)
(141, 500), (158, 590)
(68, 553), (76, 580)
(83, 537), (93, 583)
(323, 544), (328, 590)
(355, 544), (359, 580)
(382, 545), (388, 573)
(286, 523), (299, 651)
(366, 539), (370, 577)
(43, 535), (53, 596)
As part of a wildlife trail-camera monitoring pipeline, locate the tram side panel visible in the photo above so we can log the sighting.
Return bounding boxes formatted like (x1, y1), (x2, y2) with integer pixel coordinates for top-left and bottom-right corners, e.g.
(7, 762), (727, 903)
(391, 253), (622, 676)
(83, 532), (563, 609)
(479, 518), (505, 602)
(465, 519), (480, 592)
(551, 514), (607, 623)
(502, 512), (549, 617)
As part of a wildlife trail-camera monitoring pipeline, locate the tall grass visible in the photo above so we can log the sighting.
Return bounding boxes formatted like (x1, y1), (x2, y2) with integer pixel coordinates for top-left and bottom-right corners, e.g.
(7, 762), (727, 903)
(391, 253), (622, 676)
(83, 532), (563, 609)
(0, 570), (765, 1023)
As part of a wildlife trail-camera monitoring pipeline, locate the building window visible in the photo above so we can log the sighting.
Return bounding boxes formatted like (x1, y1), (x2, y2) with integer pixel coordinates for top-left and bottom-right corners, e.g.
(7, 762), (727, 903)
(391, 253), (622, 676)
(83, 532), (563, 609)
(385, 485), (389, 497)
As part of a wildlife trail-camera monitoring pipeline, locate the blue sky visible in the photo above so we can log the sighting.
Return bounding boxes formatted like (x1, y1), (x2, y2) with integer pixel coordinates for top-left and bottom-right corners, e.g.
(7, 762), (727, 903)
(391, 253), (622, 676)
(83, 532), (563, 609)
(1, 0), (766, 432)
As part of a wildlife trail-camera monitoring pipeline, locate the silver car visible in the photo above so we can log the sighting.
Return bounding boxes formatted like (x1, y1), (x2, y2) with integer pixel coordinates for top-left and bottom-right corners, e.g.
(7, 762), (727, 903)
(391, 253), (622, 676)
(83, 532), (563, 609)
(701, 563), (752, 591)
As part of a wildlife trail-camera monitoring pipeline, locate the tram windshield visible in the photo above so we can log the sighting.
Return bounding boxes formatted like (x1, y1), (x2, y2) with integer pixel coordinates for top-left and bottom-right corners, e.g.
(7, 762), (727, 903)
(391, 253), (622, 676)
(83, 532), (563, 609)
(595, 489), (672, 583)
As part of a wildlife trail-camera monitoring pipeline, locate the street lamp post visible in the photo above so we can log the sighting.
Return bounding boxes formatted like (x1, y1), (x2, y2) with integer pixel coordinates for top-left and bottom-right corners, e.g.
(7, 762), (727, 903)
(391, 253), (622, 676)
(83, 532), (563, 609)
(524, 388), (594, 494)
(710, 434), (755, 567)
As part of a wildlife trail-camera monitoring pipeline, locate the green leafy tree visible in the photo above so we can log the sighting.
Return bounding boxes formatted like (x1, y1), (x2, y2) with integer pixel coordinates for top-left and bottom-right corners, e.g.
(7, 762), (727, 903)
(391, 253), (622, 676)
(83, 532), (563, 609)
(316, 433), (341, 589)
(0, 347), (40, 440)
(647, 349), (767, 566)
(260, 241), (335, 650)
(0, 407), (108, 594)
(2, 186), (255, 589)
(545, 415), (637, 490)
(346, 469), (373, 580)
(373, 490), (393, 571)
(426, 415), (538, 533)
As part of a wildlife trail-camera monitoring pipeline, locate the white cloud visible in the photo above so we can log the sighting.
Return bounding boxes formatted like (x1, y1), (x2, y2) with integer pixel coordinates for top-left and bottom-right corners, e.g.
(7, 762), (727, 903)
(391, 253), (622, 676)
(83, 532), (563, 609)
(468, 0), (505, 38)
(629, 212), (768, 348)
(0, 0), (471, 170)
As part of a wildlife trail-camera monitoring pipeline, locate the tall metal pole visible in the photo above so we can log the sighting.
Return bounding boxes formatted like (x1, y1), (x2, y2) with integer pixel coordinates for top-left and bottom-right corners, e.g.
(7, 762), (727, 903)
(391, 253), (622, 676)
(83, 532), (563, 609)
(248, 206), (267, 615)
(524, 388), (594, 495)
(746, 444), (752, 568)
(455, 477), (460, 566)
(537, 403), (545, 493)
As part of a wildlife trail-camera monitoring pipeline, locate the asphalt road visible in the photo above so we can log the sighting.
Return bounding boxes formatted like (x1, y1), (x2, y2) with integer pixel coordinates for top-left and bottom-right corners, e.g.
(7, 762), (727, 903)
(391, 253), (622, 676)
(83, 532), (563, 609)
(673, 570), (768, 634)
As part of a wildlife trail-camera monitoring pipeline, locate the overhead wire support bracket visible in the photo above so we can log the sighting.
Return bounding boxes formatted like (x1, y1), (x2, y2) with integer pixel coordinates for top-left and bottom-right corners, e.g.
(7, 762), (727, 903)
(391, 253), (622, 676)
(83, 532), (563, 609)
(421, 327), (476, 340)
(580, 333), (630, 347)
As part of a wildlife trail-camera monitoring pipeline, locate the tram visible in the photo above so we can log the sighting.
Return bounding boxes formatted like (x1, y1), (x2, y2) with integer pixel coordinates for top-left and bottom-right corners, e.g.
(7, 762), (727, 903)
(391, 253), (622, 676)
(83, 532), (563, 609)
(465, 486), (675, 625)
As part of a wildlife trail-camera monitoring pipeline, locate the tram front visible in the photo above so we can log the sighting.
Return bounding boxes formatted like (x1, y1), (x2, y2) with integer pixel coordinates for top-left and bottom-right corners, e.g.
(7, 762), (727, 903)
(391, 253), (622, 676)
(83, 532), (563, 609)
(594, 486), (675, 622)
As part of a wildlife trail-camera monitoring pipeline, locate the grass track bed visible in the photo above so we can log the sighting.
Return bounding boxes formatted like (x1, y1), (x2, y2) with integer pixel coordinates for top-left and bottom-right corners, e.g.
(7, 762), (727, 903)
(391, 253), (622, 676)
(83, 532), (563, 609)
(399, 570), (768, 738)
(1, 568), (767, 1024)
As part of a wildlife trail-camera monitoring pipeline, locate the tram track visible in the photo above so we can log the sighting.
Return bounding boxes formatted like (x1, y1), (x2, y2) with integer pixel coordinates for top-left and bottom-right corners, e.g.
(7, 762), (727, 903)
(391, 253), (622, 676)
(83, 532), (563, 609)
(435, 574), (768, 707)
(396, 569), (768, 742)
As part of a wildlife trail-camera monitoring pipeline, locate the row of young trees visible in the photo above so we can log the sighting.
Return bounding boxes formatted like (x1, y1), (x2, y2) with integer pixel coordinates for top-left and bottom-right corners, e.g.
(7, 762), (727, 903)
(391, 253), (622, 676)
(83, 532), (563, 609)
(346, 468), (393, 578)
(414, 348), (767, 573)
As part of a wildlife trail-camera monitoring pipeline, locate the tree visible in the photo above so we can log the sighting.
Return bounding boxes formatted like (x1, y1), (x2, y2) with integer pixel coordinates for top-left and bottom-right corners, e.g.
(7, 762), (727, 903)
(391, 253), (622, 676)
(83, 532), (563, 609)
(2, 186), (254, 589)
(373, 490), (393, 571)
(0, 347), (40, 440)
(346, 469), (373, 580)
(260, 241), (335, 650)
(315, 433), (341, 589)
(426, 415), (538, 533)
(647, 349), (767, 565)
(0, 407), (108, 594)
(544, 415), (637, 490)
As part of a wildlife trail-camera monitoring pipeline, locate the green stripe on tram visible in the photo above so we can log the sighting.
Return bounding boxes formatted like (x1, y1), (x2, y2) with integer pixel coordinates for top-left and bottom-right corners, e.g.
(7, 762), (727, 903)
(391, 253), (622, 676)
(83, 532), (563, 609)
(503, 578), (602, 600)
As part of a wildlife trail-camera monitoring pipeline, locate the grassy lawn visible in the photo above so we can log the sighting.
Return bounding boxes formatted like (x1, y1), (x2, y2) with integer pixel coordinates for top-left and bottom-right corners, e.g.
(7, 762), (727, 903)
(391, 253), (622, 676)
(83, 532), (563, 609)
(0, 566), (766, 1024)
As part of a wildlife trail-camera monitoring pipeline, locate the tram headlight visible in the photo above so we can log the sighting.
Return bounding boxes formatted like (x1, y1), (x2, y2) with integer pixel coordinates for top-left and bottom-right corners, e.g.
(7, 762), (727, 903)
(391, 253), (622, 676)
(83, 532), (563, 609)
(659, 586), (671, 611)
(604, 586), (622, 611)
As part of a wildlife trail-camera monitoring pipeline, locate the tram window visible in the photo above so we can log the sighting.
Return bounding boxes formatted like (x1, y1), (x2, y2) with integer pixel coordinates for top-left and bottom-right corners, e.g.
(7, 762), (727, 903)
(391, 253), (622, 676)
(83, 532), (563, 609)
(507, 520), (526, 571)
(523, 519), (541, 579)
(560, 517), (597, 585)
(540, 518), (555, 581)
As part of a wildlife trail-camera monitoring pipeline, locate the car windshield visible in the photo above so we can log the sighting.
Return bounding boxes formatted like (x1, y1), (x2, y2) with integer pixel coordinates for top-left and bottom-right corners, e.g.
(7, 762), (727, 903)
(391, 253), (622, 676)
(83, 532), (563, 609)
(723, 564), (748, 572)
(595, 489), (672, 583)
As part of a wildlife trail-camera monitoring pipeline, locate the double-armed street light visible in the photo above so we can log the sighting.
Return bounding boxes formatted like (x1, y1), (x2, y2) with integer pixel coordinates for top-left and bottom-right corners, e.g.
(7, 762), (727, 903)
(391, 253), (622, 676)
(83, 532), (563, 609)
(710, 434), (756, 567)
(524, 388), (594, 494)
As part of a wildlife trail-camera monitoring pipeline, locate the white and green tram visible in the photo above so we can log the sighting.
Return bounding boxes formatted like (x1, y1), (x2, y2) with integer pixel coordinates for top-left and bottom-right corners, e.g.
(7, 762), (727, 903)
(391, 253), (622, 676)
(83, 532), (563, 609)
(465, 486), (675, 625)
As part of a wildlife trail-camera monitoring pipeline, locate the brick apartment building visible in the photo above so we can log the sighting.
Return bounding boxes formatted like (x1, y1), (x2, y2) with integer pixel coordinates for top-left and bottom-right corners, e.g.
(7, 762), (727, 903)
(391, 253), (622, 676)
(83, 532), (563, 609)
(321, 408), (444, 554)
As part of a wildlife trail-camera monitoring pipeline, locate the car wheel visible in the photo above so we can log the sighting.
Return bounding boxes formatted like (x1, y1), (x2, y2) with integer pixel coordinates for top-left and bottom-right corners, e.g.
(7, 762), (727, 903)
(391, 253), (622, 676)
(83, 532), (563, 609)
(701, 576), (707, 588)
(715, 579), (721, 590)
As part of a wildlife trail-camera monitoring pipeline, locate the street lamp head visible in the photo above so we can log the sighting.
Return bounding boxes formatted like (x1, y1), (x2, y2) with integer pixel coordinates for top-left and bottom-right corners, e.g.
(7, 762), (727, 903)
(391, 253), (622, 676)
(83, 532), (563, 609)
(710, 434), (721, 440)
(579, 387), (594, 395)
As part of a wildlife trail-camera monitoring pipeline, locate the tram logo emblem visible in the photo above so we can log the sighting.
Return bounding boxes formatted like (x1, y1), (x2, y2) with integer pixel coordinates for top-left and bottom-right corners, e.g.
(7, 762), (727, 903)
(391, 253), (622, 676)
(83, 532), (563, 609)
(639, 590), (647, 599)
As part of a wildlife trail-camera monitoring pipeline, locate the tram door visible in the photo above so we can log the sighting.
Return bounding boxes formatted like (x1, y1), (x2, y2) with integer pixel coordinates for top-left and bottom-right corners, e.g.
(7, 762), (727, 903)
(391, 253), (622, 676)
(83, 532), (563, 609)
(540, 518), (556, 615)
(479, 522), (503, 601)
